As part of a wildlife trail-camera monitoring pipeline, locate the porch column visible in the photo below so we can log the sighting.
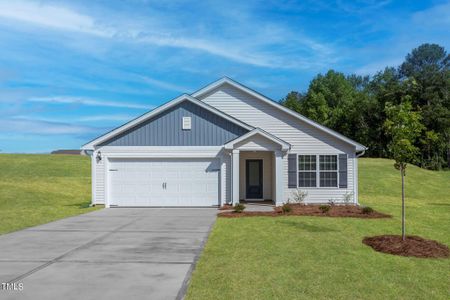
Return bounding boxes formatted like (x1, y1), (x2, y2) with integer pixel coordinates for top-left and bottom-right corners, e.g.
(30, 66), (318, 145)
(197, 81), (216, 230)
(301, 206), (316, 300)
(232, 149), (240, 205)
(274, 150), (284, 206)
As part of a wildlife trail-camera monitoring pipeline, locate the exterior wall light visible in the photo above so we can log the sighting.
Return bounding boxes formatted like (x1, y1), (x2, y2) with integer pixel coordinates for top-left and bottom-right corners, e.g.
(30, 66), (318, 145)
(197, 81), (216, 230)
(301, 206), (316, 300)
(96, 151), (102, 163)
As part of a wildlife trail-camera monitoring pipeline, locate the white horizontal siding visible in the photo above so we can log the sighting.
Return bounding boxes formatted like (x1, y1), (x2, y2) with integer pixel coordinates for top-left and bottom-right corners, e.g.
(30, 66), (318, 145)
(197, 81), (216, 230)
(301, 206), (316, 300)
(93, 151), (105, 205)
(199, 83), (358, 203)
(235, 134), (282, 151)
(283, 154), (356, 204)
(222, 154), (231, 204)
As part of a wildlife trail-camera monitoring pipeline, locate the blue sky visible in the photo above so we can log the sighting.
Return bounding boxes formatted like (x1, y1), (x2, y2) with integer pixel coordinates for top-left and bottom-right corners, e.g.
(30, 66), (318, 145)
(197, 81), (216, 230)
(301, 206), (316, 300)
(0, 0), (449, 153)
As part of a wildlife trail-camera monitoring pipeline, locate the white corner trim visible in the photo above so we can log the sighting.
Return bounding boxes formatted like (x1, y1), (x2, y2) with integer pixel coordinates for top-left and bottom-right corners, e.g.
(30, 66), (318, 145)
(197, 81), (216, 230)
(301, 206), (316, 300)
(224, 128), (291, 151)
(82, 94), (253, 150)
(192, 77), (367, 151)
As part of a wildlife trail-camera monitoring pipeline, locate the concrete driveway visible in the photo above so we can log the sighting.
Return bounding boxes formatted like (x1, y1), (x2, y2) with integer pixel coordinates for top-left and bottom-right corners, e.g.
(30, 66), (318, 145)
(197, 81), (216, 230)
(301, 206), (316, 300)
(0, 208), (217, 300)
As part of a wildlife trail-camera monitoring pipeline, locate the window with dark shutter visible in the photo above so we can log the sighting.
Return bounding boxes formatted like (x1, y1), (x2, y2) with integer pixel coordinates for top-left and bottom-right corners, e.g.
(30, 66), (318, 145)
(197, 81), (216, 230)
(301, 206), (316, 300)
(338, 154), (348, 188)
(288, 154), (297, 188)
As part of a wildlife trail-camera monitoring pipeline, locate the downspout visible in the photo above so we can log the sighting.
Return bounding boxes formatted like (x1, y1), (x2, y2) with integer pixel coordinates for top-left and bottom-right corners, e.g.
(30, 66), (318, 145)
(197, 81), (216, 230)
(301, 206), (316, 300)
(354, 149), (366, 205)
(228, 150), (233, 206)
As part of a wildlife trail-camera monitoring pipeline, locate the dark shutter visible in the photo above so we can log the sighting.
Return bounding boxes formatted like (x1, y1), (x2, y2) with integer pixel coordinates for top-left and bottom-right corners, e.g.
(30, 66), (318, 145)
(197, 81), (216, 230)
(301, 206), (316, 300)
(288, 154), (297, 188)
(339, 154), (348, 188)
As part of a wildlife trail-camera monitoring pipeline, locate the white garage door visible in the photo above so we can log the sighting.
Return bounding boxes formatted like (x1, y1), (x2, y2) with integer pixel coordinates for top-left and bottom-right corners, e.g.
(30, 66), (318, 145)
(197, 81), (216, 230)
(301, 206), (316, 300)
(108, 158), (219, 207)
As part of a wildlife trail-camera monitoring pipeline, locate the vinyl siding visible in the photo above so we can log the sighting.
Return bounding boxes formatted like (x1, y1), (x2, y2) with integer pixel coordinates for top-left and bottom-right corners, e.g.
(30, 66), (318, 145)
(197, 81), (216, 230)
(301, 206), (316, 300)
(199, 83), (358, 203)
(100, 100), (248, 146)
(93, 151), (105, 205)
(234, 134), (282, 151)
(221, 154), (232, 204)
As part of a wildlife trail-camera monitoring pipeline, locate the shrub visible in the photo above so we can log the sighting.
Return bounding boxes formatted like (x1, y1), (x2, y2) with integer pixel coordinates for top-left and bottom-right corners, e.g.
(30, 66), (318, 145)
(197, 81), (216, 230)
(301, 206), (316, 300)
(288, 189), (308, 204)
(233, 203), (245, 213)
(362, 206), (374, 214)
(319, 205), (331, 213)
(281, 203), (292, 213)
(342, 192), (353, 204)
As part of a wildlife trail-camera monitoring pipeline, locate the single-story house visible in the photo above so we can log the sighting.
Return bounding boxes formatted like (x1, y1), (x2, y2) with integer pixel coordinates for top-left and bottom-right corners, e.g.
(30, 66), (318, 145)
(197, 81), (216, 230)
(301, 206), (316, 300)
(82, 77), (366, 207)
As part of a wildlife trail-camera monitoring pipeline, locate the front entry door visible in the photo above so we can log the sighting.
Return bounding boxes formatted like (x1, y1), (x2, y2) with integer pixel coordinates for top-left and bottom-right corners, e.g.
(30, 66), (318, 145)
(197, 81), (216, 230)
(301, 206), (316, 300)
(246, 159), (263, 199)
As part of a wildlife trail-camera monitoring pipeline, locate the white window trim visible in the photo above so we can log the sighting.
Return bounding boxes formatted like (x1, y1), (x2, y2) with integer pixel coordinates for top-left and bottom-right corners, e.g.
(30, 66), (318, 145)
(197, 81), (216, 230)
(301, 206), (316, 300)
(318, 154), (339, 188)
(298, 155), (317, 188)
(296, 154), (340, 189)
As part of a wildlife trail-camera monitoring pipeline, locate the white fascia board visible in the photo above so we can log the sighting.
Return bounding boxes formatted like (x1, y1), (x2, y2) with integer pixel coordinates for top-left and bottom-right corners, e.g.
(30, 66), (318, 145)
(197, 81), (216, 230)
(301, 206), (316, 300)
(100, 146), (223, 158)
(224, 128), (291, 151)
(192, 77), (367, 152)
(81, 94), (253, 150)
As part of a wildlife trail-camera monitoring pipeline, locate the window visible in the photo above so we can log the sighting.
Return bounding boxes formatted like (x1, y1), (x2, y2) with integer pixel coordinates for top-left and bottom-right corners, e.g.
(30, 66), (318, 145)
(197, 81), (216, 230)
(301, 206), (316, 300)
(319, 155), (338, 187)
(298, 155), (316, 187)
(182, 117), (191, 130)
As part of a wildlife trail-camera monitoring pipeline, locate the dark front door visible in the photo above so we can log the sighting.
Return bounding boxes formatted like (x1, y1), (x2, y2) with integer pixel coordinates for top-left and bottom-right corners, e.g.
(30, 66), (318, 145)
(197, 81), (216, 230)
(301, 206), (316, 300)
(246, 159), (263, 199)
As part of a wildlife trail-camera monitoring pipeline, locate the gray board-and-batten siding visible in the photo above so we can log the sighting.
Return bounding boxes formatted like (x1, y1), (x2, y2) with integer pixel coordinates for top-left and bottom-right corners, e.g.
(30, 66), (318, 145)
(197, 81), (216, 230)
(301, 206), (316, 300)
(100, 100), (249, 146)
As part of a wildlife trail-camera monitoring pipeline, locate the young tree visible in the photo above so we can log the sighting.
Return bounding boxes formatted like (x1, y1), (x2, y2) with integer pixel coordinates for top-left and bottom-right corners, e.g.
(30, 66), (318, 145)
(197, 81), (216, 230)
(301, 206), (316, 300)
(384, 100), (424, 240)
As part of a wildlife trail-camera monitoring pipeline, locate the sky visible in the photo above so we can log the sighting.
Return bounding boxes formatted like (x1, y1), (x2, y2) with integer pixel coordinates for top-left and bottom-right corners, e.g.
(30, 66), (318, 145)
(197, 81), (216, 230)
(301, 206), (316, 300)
(0, 0), (449, 153)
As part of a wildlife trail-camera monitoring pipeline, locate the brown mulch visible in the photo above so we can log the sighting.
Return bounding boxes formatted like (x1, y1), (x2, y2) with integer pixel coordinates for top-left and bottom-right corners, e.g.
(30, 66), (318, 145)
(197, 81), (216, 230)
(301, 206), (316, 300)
(363, 235), (449, 258)
(218, 204), (391, 218)
(218, 204), (234, 210)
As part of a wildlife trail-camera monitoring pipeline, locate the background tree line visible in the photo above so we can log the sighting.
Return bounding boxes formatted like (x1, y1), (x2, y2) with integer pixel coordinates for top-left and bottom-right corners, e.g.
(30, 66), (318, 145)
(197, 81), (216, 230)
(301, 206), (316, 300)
(280, 43), (450, 170)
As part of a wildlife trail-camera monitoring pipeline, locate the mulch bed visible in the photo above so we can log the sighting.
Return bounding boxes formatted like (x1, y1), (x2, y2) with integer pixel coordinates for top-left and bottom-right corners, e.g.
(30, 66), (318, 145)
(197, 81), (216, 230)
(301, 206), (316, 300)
(218, 204), (391, 218)
(363, 235), (449, 258)
(218, 204), (234, 210)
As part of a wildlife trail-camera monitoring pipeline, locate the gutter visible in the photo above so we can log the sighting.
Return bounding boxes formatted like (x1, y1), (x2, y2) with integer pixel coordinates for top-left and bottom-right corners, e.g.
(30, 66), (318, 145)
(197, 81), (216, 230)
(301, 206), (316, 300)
(356, 150), (366, 158)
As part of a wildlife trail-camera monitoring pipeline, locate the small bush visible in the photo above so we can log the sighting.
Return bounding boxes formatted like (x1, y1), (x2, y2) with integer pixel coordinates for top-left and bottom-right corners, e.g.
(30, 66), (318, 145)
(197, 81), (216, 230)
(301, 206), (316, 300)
(342, 192), (353, 204)
(362, 206), (374, 214)
(281, 203), (292, 213)
(288, 189), (308, 204)
(233, 203), (245, 213)
(319, 205), (331, 213)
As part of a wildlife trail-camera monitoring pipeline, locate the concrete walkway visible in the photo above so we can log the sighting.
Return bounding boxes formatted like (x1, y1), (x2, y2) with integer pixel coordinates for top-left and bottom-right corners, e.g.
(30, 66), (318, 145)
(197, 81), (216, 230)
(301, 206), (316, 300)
(0, 208), (217, 300)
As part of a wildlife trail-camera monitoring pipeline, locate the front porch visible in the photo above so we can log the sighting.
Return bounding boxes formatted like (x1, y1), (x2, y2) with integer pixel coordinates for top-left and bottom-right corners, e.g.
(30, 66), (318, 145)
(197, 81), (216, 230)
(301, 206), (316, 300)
(224, 128), (291, 206)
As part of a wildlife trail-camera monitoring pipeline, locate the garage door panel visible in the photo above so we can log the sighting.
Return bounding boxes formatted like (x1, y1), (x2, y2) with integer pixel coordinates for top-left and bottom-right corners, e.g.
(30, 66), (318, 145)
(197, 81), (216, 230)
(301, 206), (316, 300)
(108, 158), (219, 207)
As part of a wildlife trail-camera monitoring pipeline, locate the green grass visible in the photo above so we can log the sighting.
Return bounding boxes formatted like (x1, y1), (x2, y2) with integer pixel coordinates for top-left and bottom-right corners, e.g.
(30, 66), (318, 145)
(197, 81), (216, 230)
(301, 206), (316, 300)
(0, 154), (98, 234)
(187, 158), (450, 300)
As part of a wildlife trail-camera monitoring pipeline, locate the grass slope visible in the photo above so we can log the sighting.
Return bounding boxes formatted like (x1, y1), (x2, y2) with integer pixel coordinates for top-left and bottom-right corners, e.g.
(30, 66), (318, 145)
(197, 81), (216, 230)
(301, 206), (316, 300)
(0, 154), (97, 234)
(187, 158), (450, 300)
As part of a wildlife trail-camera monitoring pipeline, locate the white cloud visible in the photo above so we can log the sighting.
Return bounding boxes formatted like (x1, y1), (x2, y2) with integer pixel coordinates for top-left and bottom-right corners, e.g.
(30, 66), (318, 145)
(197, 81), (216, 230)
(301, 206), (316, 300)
(412, 2), (450, 27)
(28, 96), (152, 110)
(78, 114), (137, 122)
(137, 75), (190, 92)
(0, 0), (333, 69)
(0, 1), (113, 37)
(14, 114), (137, 123)
(0, 118), (97, 135)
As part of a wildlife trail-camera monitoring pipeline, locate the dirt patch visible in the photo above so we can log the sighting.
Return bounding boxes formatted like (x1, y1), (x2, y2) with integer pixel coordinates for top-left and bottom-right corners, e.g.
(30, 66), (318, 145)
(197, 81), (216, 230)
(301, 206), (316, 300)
(218, 204), (390, 218)
(363, 235), (449, 258)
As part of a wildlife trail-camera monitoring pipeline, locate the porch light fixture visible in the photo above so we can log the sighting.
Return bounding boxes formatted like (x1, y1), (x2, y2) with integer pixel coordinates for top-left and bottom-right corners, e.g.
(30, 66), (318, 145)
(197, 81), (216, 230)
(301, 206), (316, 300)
(96, 151), (102, 163)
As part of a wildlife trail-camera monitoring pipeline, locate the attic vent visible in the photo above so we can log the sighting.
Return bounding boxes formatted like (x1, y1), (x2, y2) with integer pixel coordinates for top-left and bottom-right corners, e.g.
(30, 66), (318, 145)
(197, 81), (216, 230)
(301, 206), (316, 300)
(182, 117), (191, 130)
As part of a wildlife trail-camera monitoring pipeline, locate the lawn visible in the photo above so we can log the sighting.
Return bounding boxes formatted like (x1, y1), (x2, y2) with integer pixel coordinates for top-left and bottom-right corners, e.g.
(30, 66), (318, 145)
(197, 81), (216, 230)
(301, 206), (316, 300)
(186, 158), (450, 300)
(0, 154), (98, 235)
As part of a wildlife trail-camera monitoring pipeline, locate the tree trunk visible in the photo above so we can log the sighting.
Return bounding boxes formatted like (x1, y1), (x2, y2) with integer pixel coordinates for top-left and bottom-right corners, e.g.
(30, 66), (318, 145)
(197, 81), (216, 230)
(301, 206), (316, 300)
(401, 166), (406, 241)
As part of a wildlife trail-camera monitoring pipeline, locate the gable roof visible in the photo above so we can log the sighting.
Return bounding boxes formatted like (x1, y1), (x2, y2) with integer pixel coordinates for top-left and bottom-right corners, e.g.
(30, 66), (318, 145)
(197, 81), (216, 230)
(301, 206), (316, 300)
(82, 94), (254, 150)
(224, 128), (291, 151)
(192, 77), (367, 151)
